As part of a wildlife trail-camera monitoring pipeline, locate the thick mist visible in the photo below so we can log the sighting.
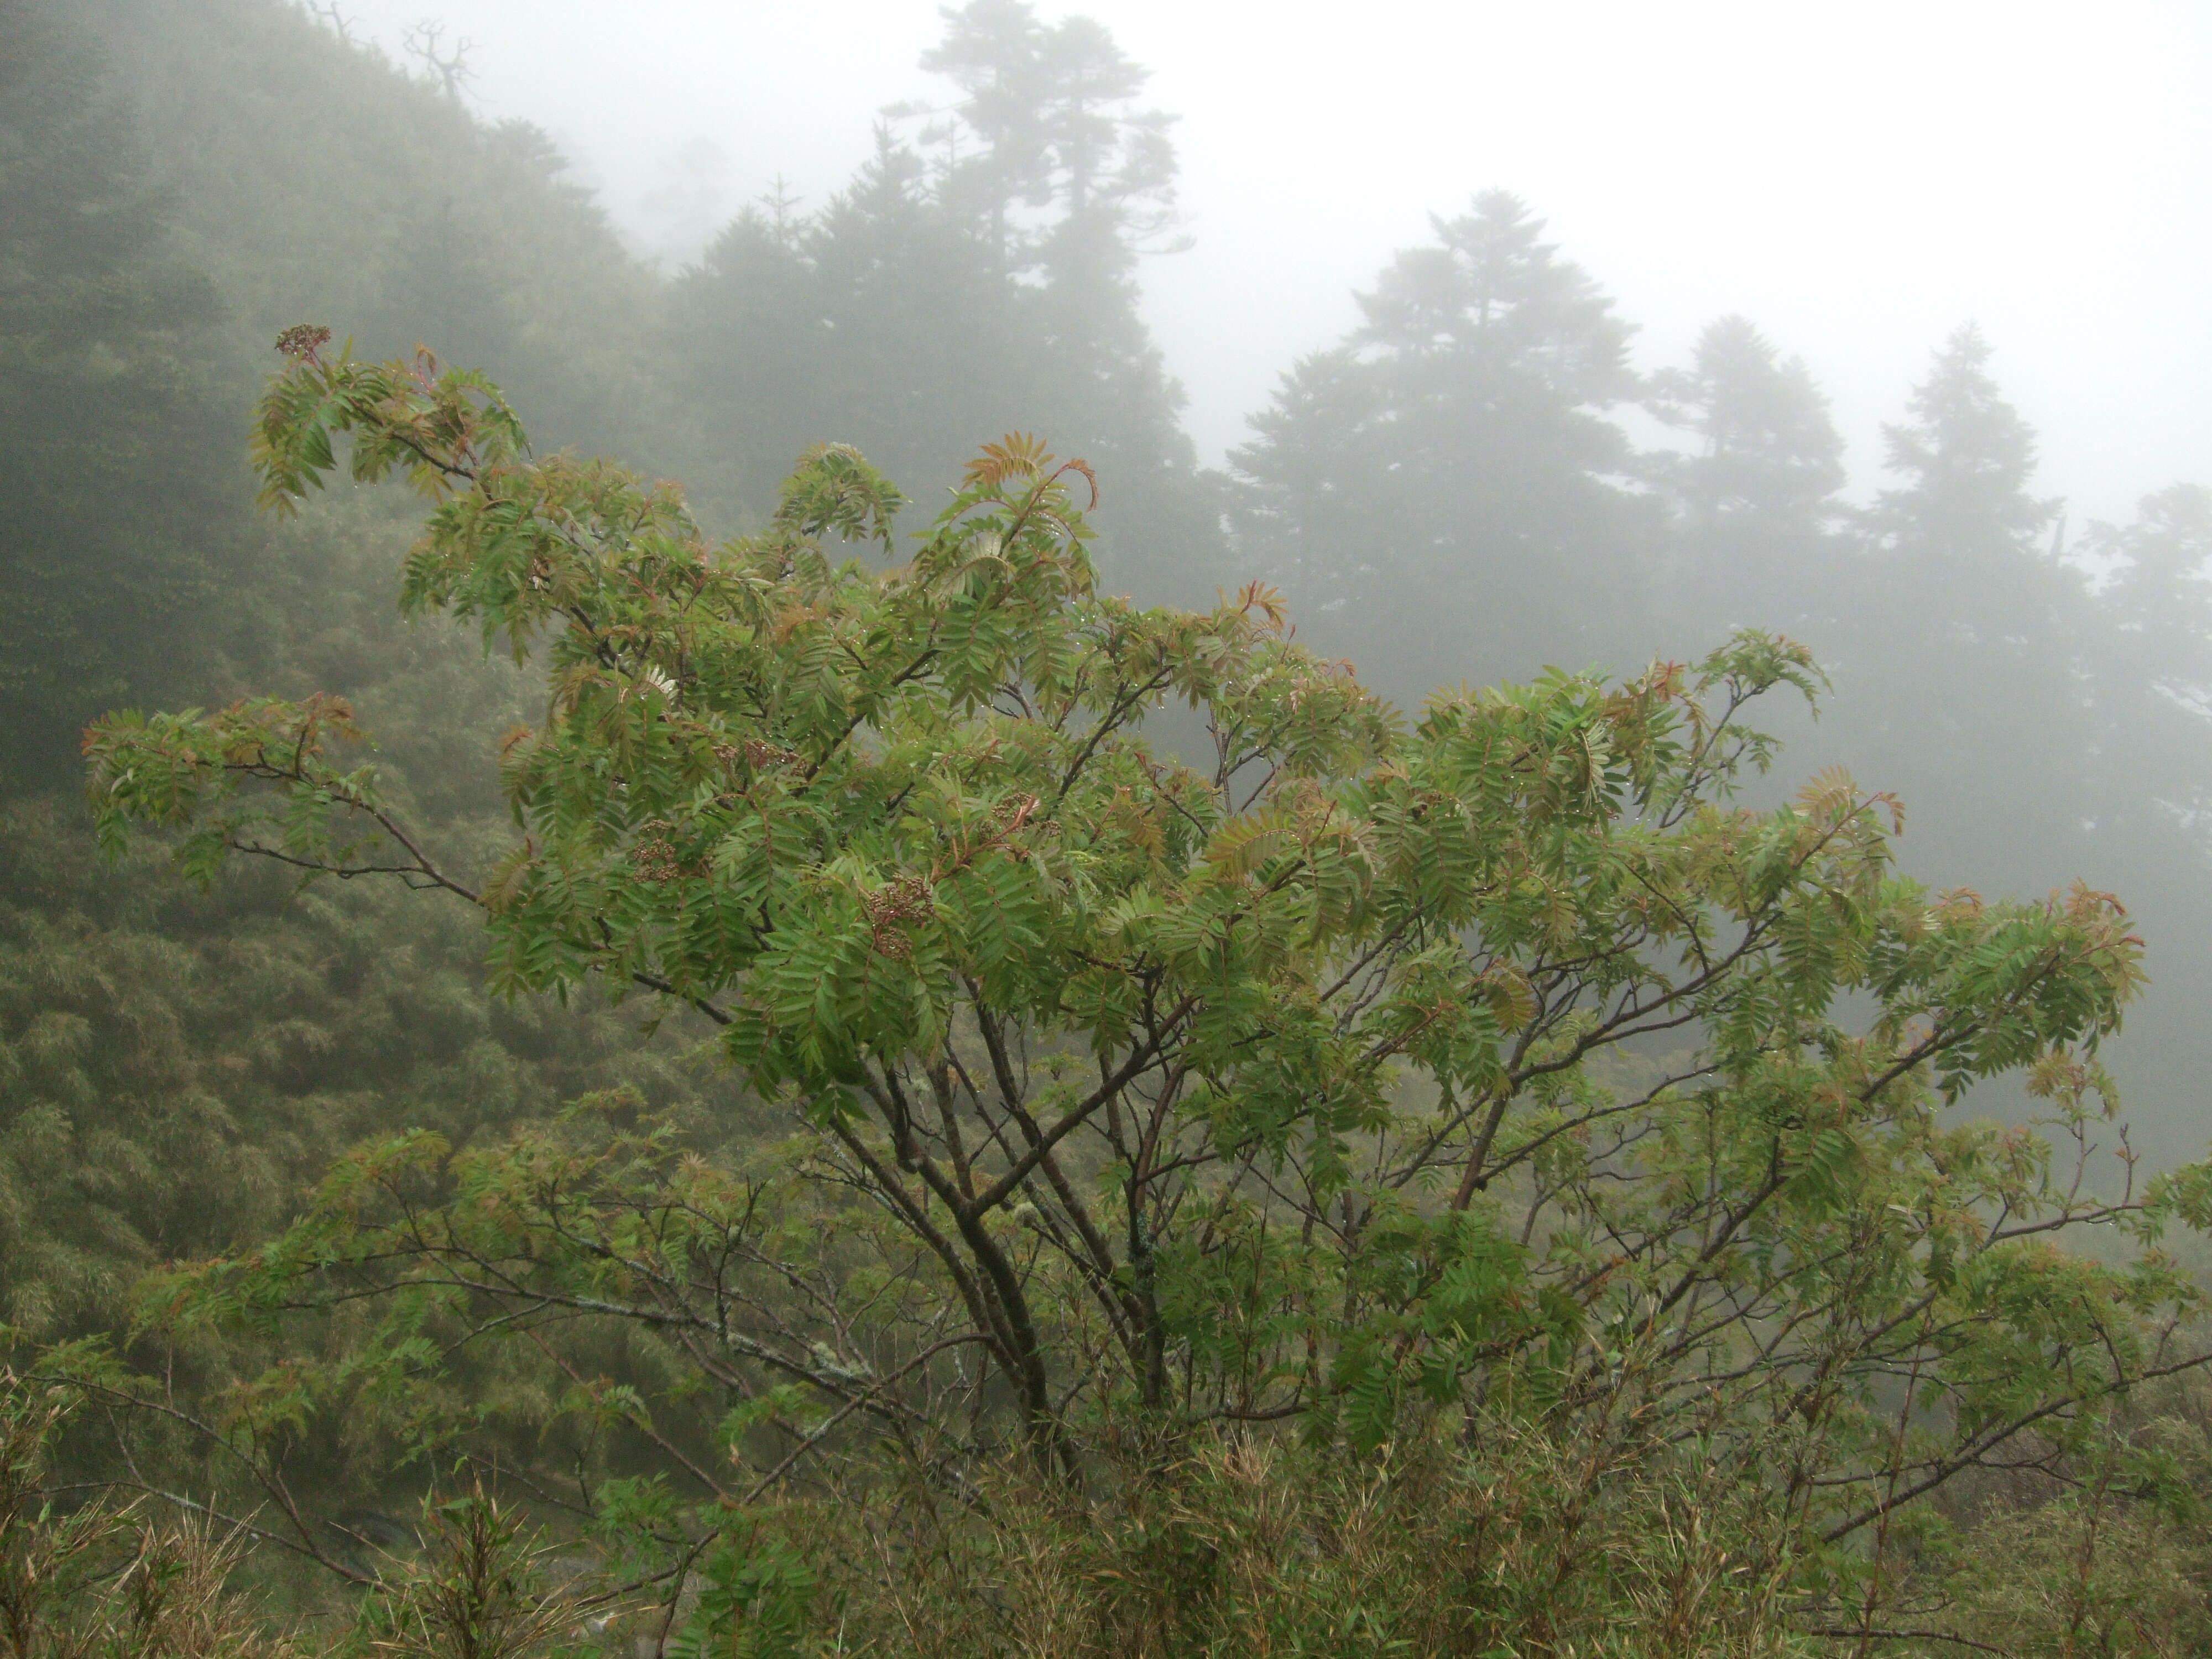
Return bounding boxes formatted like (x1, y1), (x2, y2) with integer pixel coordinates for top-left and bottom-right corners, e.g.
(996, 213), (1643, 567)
(11, 4), (2212, 1649)
(328, 0), (2211, 526)
(314, 0), (2212, 1159)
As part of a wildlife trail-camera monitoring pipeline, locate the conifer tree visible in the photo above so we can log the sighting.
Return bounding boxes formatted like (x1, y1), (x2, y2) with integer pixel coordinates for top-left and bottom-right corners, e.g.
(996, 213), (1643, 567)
(2095, 484), (2212, 743)
(1874, 326), (2058, 554)
(2080, 486), (2212, 880)
(1838, 326), (2091, 896)
(1230, 192), (1653, 698)
(669, 1), (1210, 598)
(2064, 487), (2212, 1164)
(1648, 314), (1846, 639)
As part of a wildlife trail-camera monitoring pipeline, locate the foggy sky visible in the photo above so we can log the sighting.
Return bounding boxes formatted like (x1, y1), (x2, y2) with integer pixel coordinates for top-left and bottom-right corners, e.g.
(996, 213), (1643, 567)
(334, 0), (2209, 528)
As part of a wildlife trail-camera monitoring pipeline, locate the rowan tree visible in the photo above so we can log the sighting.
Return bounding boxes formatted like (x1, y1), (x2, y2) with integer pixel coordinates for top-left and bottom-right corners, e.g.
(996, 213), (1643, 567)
(68, 335), (2212, 1655)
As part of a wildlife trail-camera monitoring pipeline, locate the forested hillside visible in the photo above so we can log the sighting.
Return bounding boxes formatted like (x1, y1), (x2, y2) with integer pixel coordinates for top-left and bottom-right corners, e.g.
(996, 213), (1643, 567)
(7, 2), (2212, 1653)
(1, 0), (1225, 1337)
